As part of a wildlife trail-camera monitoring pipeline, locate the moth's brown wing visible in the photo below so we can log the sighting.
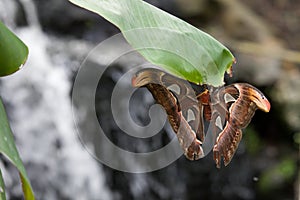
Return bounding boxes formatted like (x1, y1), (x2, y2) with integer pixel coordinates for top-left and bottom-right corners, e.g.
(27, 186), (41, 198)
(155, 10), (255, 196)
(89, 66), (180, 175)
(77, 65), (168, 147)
(213, 123), (242, 168)
(227, 83), (271, 128)
(132, 68), (204, 160)
(206, 86), (239, 168)
(212, 84), (270, 168)
(161, 70), (206, 142)
(132, 68), (204, 142)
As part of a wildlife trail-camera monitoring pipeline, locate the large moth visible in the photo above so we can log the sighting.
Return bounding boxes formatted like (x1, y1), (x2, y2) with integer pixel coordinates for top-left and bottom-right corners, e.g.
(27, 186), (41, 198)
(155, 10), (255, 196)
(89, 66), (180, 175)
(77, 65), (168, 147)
(132, 68), (270, 168)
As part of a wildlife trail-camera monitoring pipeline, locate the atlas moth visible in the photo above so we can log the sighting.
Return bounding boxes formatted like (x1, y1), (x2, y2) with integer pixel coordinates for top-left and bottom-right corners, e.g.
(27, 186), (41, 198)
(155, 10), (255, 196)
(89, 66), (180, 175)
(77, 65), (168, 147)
(132, 68), (270, 168)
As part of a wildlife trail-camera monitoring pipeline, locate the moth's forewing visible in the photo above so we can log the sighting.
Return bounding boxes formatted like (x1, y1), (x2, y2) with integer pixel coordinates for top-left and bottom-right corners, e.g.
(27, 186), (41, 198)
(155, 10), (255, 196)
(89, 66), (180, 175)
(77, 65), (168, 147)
(132, 68), (204, 159)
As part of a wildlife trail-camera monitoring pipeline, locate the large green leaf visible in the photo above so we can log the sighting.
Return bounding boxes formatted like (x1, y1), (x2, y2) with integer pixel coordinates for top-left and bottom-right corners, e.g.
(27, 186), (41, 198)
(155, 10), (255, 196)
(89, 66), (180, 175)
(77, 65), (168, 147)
(69, 0), (234, 86)
(0, 21), (28, 77)
(0, 170), (6, 200)
(0, 99), (35, 200)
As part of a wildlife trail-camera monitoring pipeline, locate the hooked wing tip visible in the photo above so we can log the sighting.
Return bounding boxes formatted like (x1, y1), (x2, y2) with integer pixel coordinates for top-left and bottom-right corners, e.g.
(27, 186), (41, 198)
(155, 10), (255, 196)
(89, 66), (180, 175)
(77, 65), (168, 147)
(131, 74), (138, 87)
(131, 71), (148, 87)
(244, 84), (271, 113)
(254, 95), (271, 113)
(131, 68), (159, 87)
(263, 98), (271, 112)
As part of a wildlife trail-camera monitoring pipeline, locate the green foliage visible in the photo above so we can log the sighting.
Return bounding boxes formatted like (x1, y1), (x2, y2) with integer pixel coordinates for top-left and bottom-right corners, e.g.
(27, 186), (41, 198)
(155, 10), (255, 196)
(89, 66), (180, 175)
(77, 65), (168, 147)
(0, 21), (34, 199)
(244, 126), (263, 155)
(0, 170), (6, 200)
(69, 0), (235, 86)
(0, 21), (28, 76)
(0, 99), (35, 200)
(258, 157), (296, 193)
(293, 132), (300, 145)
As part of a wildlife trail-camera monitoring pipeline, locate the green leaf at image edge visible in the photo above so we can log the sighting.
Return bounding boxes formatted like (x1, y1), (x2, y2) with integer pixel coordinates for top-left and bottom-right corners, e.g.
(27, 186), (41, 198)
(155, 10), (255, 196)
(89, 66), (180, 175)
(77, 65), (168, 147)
(0, 21), (28, 77)
(0, 99), (35, 200)
(69, 0), (235, 86)
(0, 170), (6, 200)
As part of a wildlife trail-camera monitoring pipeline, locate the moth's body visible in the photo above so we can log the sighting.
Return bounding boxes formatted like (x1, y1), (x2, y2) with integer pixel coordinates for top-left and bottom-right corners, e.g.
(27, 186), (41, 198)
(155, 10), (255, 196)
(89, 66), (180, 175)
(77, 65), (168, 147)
(132, 68), (270, 168)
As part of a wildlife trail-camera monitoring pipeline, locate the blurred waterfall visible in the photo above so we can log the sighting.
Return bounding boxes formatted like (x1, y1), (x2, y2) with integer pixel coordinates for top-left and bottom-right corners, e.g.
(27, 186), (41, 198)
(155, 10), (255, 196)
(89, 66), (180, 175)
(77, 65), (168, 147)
(0, 0), (112, 199)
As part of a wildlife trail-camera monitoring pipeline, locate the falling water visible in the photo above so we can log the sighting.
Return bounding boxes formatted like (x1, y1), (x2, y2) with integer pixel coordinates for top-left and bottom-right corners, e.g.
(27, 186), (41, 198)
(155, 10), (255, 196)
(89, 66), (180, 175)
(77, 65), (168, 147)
(0, 0), (112, 199)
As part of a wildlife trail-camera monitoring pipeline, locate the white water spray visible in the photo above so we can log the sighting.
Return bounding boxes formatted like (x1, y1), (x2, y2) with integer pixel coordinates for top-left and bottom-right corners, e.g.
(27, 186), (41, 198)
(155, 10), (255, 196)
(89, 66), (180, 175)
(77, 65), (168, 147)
(0, 0), (112, 199)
